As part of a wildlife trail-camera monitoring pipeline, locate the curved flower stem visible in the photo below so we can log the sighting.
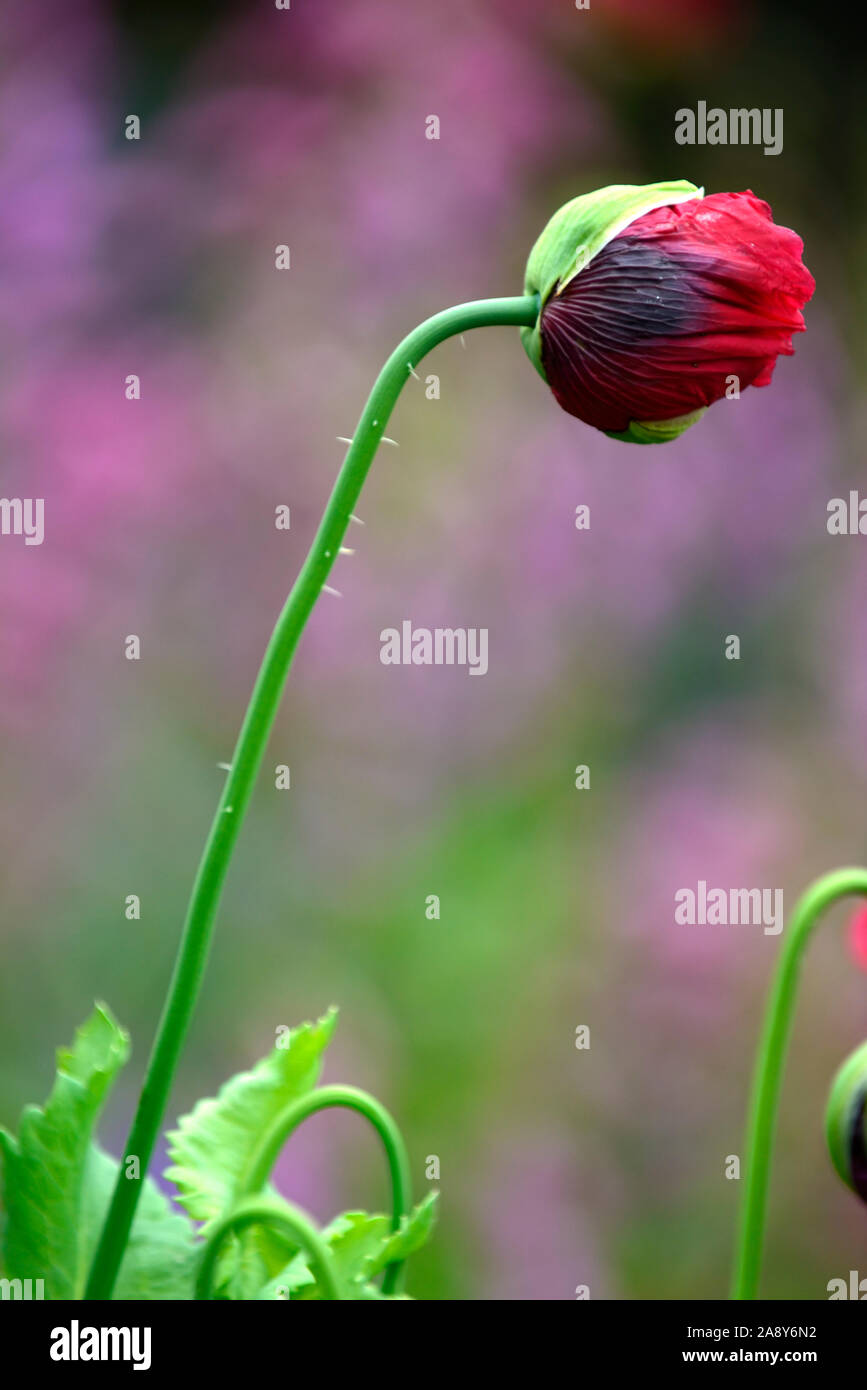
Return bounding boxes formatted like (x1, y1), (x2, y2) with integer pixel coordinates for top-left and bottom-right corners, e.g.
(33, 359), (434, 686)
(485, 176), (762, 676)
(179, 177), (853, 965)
(84, 293), (540, 1301)
(241, 1084), (412, 1295)
(731, 866), (867, 1300)
(194, 1195), (343, 1301)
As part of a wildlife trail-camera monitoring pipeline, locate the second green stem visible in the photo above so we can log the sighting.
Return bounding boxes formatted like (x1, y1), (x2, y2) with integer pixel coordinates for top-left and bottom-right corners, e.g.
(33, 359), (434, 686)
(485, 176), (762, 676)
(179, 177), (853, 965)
(732, 866), (867, 1299)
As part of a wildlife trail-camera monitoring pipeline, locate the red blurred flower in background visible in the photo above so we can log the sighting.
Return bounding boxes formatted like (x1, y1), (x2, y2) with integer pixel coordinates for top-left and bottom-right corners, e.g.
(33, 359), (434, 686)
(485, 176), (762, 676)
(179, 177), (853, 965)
(538, 190), (815, 442)
(849, 903), (867, 972)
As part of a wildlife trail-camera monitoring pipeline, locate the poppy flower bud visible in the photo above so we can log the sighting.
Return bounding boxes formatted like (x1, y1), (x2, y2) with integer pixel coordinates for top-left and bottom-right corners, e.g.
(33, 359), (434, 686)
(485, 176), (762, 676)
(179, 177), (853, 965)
(522, 181), (815, 443)
(825, 1040), (867, 1202)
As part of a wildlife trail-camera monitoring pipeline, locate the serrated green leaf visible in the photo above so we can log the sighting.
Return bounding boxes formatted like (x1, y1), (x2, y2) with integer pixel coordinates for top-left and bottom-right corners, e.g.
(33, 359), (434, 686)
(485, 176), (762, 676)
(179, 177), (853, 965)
(0, 1005), (130, 1298)
(165, 1010), (337, 1297)
(366, 1190), (438, 1278)
(258, 1192), (438, 1300)
(0, 1003), (200, 1300)
(165, 1010), (337, 1226)
(82, 1146), (199, 1300)
(296, 1211), (390, 1296)
(257, 1215), (384, 1300)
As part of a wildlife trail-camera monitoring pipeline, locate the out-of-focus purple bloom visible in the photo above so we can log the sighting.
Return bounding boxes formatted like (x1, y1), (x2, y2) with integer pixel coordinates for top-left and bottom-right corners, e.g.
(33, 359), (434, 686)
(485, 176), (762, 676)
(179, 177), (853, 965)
(474, 1131), (607, 1300)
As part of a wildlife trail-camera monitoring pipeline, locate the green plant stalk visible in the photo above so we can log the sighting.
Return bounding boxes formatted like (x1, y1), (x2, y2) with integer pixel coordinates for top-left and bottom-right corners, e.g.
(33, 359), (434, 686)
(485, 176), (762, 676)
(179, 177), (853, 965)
(85, 293), (540, 1301)
(195, 1196), (343, 1301)
(732, 866), (867, 1300)
(241, 1084), (412, 1295)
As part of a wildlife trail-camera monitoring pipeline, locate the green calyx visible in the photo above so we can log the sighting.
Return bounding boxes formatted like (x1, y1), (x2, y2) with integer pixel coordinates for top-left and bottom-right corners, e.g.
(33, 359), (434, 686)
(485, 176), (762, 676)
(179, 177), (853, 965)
(825, 1039), (867, 1196)
(605, 408), (707, 445)
(520, 180), (704, 380)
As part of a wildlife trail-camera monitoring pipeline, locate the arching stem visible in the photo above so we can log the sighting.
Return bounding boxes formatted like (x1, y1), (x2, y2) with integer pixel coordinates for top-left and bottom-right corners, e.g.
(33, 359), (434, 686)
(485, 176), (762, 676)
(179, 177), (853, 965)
(194, 1196), (343, 1301)
(241, 1084), (412, 1295)
(732, 866), (867, 1299)
(84, 293), (540, 1301)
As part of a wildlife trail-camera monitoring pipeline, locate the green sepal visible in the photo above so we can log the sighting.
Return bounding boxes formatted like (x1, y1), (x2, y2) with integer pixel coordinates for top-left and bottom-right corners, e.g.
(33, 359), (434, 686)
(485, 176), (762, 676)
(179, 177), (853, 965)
(605, 407), (707, 445)
(257, 1192), (438, 1301)
(521, 180), (703, 379)
(825, 1039), (867, 1195)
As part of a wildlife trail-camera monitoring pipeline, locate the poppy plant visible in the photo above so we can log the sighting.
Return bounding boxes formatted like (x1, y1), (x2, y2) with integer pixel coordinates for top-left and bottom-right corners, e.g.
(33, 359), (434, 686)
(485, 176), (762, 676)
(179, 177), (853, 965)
(0, 180), (824, 1302)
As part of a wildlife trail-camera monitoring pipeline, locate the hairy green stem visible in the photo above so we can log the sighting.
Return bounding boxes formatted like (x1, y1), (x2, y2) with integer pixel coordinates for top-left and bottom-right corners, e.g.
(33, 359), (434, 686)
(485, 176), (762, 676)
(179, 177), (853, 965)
(194, 1195), (342, 1301)
(732, 866), (867, 1299)
(241, 1084), (412, 1294)
(84, 294), (540, 1300)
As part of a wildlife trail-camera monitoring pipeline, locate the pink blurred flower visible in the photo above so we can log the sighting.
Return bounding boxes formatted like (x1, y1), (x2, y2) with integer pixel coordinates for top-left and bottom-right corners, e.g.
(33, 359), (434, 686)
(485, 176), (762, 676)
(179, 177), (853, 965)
(848, 904), (867, 972)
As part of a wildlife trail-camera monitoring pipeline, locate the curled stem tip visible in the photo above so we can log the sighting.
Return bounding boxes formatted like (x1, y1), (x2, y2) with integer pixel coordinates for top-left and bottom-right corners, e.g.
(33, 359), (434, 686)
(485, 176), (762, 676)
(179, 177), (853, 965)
(195, 1196), (343, 1301)
(243, 1084), (413, 1295)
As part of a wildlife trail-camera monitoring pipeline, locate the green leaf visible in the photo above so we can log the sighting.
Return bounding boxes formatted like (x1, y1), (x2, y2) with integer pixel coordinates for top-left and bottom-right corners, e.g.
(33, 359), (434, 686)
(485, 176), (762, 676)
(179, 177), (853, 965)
(165, 1010), (337, 1226)
(292, 1212), (391, 1297)
(0, 1005), (129, 1299)
(82, 1147), (199, 1300)
(259, 1192), (438, 1300)
(0, 1003), (199, 1299)
(367, 1190), (438, 1278)
(165, 1009), (337, 1296)
(354, 1284), (412, 1300)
